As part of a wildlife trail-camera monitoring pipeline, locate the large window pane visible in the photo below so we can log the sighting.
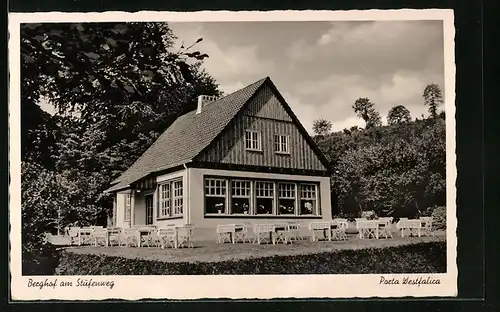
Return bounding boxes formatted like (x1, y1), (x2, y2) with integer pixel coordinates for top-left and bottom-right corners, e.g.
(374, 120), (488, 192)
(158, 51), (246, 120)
(205, 197), (226, 214)
(231, 180), (251, 214)
(256, 181), (274, 215)
(278, 183), (296, 215)
(205, 178), (227, 214)
(300, 184), (317, 215)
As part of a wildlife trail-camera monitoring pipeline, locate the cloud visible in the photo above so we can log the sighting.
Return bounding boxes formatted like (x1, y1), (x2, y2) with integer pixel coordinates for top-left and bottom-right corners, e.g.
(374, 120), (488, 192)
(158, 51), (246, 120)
(169, 21), (445, 132)
(169, 23), (275, 94)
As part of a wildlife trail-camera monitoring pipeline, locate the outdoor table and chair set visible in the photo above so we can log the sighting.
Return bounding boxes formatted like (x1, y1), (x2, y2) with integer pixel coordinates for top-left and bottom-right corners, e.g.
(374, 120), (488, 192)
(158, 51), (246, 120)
(67, 216), (434, 248)
(67, 224), (195, 249)
(216, 219), (350, 245)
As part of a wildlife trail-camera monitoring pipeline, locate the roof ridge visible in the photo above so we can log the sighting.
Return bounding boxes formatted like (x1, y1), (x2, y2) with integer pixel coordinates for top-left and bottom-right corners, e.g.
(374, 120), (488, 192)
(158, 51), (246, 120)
(107, 77), (269, 190)
(191, 76), (268, 114)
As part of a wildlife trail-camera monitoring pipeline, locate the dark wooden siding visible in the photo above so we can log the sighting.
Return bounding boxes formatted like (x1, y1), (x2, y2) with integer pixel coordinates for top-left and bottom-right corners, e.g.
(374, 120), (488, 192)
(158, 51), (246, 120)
(244, 84), (293, 121)
(196, 86), (327, 171)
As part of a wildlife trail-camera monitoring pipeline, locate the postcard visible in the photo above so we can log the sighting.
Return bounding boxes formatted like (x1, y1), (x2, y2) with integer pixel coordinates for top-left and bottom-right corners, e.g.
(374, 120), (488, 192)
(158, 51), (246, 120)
(9, 9), (456, 300)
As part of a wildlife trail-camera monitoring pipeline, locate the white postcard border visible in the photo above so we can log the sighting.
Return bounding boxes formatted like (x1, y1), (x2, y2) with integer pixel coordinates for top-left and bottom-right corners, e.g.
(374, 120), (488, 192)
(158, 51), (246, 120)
(9, 9), (457, 300)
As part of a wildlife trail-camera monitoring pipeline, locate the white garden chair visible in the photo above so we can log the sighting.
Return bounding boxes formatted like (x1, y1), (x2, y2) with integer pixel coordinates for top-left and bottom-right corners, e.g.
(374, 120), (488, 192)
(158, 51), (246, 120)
(287, 221), (303, 241)
(106, 227), (122, 247)
(120, 228), (139, 247)
(78, 227), (94, 246)
(233, 224), (249, 244)
(177, 224), (194, 248)
(68, 227), (80, 246)
(377, 218), (393, 239)
(93, 228), (108, 247)
(254, 224), (274, 245)
(420, 217), (434, 236)
(272, 223), (291, 245)
(158, 226), (177, 249)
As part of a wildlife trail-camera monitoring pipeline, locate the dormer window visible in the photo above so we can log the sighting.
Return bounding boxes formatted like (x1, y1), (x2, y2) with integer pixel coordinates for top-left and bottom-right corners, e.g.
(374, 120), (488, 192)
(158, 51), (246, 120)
(274, 134), (289, 154)
(245, 130), (262, 151)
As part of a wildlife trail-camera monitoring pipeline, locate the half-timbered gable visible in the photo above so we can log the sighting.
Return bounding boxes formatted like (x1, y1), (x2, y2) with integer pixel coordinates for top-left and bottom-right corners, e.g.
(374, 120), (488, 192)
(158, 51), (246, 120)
(195, 83), (328, 172)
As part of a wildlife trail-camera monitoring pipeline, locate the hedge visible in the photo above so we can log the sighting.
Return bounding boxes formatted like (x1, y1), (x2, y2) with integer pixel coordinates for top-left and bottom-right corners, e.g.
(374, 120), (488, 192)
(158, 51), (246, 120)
(55, 242), (446, 275)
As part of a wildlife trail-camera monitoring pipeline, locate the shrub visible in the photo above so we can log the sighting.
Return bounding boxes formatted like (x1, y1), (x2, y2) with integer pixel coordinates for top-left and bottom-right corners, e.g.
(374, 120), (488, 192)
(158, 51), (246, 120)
(431, 206), (446, 230)
(56, 242), (446, 275)
(22, 242), (61, 275)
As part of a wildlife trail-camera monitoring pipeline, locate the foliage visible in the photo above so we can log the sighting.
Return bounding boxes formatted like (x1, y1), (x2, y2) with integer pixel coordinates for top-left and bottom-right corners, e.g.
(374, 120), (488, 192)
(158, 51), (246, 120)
(352, 97), (382, 129)
(317, 116), (446, 217)
(21, 22), (222, 272)
(431, 206), (446, 230)
(56, 242), (446, 275)
(387, 105), (412, 125)
(312, 119), (333, 137)
(423, 84), (443, 118)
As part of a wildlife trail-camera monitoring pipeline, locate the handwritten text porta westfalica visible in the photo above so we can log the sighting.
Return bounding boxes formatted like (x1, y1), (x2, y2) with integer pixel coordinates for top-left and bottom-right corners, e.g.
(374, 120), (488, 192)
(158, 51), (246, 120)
(379, 276), (441, 287)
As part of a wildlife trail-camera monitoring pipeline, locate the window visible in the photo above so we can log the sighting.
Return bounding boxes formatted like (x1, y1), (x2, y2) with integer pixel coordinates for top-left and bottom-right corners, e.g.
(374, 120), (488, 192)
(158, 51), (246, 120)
(256, 181), (274, 215)
(245, 130), (261, 151)
(173, 180), (183, 216)
(231, 180), (251, 214)
(203, 176), (321, 217)
(278, 183), (296, 215)
(205, 178), (227, 214)
(300, 184), (317, 215)
(158, 183), (171, 218)
(274, 135), (289, 153)
(158, 179), (183, 218)
(124, 194), (131, 221)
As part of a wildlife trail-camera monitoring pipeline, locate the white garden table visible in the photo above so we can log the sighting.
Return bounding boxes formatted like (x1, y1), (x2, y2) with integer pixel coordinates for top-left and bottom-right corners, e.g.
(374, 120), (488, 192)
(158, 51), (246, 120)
(397, 219), (422, 237)
(356, 220), (380, 239)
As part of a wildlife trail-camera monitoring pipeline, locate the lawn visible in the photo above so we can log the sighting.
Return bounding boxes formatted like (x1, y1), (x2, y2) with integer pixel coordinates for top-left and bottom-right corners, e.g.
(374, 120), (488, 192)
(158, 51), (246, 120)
(63, 230), (446, 264)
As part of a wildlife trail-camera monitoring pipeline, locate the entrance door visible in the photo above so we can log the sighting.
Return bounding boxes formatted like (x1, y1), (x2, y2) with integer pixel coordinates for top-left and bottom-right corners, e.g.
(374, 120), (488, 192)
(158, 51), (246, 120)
(145, 194), (154, 225)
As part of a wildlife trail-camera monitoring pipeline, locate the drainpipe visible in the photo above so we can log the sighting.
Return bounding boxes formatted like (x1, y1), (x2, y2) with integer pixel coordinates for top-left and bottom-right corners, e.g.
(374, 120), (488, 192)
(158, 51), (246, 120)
(183, 160), (192, 224)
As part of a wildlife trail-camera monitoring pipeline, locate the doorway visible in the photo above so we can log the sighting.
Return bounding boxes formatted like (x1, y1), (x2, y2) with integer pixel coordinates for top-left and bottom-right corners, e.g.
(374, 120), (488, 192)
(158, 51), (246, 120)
(145, 194), (154, 225)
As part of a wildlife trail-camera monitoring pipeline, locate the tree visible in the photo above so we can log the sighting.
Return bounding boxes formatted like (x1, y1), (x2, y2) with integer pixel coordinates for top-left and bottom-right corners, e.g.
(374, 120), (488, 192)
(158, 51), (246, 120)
(312, 119), (332, 137)
(387, 105), (412, 125)
(352, 97), (382, 129)
(21, 22), (222, 272)
(423, 84), (443, 118)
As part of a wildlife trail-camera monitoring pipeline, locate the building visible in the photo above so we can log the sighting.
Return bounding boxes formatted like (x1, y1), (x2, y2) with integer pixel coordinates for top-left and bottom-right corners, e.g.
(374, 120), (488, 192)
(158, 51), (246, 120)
(105, 77), (333, 240)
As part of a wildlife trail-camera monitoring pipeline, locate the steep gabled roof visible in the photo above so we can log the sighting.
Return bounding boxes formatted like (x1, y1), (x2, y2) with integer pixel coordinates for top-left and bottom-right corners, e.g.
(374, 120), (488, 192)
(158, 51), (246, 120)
(105, 77), (268, 192)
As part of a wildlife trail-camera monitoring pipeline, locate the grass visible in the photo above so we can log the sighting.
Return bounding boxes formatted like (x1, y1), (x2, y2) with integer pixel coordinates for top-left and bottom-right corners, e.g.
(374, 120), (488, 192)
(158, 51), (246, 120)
(56, 240), (447, 275)
(63, 230), (445, 264)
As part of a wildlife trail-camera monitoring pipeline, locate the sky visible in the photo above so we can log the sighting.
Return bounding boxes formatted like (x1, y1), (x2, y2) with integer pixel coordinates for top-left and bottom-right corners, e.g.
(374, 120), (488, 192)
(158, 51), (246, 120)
(169, 20), (445, 133)
(38, 20), (445, 134)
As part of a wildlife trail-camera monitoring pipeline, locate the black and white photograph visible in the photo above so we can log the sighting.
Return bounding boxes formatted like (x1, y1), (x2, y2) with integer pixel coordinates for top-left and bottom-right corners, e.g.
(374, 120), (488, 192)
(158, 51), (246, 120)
(9, 10), (456, 299)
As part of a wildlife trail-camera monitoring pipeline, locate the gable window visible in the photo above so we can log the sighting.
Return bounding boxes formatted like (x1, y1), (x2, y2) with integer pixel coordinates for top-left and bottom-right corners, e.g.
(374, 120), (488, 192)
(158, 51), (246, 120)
(300, 184), (317, 215)
(158, 179), (183, 219)
(205, 178), (227, 214)
(231, 180), (251, 214)
(124, 194), (131, 221)
(256, 181), (274, 215)
(278, 183), (296, 215)
(274, 134), (289, 154)
(245, 130), (261, 151)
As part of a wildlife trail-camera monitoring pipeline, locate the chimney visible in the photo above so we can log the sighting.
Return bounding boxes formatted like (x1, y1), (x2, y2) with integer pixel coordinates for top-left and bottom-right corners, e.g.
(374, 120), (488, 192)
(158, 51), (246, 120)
(196, 95), (218, 114)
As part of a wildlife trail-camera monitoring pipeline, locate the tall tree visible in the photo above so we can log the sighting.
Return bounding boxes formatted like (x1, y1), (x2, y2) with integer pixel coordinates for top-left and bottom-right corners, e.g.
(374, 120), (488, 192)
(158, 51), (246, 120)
(352, 97), (382, 129)
(312, 119), (333, 137)
(20, 22), (221, 264)
(423, 83), (443, 118)
(387, 105), (412, 125)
